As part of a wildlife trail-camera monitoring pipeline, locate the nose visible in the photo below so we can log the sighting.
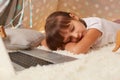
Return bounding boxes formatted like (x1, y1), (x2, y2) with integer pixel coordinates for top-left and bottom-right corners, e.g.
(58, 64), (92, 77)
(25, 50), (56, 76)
(71, 32), (78, 38)
(71, 32), (80, 42)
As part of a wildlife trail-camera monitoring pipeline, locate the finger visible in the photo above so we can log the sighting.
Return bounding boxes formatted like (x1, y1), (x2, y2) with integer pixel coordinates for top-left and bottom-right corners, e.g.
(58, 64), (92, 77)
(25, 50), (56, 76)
(112, 45), (120, 52)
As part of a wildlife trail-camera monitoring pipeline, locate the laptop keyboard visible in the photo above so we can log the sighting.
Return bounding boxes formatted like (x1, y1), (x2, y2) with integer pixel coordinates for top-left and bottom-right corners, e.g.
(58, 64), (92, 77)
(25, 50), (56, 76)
(9, 52), (53, 68)
(9, 49), (77, 70)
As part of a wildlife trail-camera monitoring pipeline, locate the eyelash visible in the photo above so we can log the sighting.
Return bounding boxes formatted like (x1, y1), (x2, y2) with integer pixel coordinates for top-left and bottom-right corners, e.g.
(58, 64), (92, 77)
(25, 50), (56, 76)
(64, 25), (74, 43)
(65, 26), (74, 43)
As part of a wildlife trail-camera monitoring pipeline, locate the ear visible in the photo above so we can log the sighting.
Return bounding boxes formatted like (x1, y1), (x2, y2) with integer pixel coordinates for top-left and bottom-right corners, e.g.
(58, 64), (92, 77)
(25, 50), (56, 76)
(69, 13), (79, 20)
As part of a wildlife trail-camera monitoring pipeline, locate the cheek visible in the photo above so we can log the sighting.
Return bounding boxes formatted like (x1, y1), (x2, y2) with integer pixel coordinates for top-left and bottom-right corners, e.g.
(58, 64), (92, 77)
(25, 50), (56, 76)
(77, 27), (84, 33)
(78, 25), (86, 32)
(77, 27), (86, 38)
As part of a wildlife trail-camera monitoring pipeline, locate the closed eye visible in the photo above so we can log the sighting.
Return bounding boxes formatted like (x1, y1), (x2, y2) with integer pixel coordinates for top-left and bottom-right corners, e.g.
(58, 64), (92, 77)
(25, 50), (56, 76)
(64, 25), (74, 43)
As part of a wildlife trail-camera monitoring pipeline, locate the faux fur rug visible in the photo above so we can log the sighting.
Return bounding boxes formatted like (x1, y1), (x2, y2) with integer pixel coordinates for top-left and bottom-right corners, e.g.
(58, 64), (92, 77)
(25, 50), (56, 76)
(4, 44), (120, 80)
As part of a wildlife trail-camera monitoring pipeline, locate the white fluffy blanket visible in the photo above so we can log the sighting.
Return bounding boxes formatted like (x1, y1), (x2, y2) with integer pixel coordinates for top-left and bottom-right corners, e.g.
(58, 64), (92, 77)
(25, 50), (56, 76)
(3, 44), (120, 80)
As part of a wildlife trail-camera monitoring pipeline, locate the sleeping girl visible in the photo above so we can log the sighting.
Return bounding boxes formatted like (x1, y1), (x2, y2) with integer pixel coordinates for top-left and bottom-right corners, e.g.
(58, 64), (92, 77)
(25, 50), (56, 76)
(41, 11), (120, 54)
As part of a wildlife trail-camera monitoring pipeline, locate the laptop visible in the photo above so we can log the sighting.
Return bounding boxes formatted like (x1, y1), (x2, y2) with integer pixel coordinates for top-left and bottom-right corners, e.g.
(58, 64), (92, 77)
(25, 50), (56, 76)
(0, 37), (15, 79)
(0, 32), (76, 72)
(0, 36), (77, 80)
(9, 48), (77, 69)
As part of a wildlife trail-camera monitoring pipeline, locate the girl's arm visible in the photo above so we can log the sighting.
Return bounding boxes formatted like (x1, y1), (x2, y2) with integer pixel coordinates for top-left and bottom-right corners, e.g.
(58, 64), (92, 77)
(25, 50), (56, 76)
(65, 28), (102, 54)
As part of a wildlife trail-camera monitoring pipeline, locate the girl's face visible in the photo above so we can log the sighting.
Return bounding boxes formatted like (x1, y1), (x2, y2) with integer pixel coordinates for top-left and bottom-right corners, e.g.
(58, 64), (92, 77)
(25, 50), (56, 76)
(60, 20), (87, 43)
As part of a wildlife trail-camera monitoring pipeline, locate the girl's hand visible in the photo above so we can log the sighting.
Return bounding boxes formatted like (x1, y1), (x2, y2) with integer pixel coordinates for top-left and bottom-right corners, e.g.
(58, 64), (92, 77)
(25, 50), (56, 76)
(112, 30), (120, 52)
(41, 39), (48, 48)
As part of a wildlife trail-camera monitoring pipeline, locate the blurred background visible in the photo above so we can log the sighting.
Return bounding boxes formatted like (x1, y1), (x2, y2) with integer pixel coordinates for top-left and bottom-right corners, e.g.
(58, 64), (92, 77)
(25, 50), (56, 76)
(0, 0), (120, 31)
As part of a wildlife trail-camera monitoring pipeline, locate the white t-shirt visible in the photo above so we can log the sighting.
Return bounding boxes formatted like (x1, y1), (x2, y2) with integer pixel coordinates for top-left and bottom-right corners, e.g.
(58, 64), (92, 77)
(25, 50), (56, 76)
(82, 17), (120, 48)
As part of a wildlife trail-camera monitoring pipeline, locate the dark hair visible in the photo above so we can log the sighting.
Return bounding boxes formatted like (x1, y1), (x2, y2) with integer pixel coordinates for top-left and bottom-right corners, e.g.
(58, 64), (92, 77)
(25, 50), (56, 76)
(45, 11), (87, 50)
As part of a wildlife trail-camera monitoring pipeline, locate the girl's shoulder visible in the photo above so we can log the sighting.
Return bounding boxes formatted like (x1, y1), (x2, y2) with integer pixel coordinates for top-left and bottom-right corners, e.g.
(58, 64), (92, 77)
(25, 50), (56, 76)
(82, 17), (102, 27)
(82, 17), (101, 21)
(82, 17), (104, 33)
